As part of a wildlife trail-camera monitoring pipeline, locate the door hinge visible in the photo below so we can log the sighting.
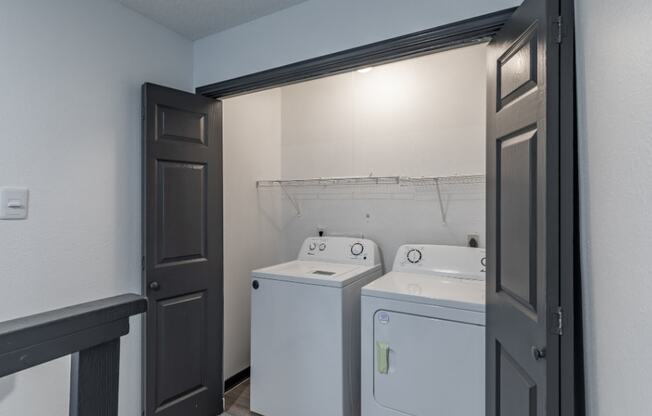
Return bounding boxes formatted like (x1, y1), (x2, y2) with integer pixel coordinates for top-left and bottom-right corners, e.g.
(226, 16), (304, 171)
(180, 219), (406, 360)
(554, 16), (563, 44)
(553, 306), (564, 335)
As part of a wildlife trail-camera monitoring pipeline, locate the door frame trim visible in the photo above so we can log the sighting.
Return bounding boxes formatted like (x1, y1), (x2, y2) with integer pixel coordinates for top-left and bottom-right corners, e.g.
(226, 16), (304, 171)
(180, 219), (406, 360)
(195, 5), (583, 415)
(195, 8), (516, 99)
(558, 0), (584, 414)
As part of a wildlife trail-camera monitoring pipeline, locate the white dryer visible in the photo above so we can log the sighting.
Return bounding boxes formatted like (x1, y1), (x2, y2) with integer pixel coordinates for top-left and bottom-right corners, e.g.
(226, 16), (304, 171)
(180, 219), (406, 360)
(251, 236), (383, 416)
(361, 244), (486, 416)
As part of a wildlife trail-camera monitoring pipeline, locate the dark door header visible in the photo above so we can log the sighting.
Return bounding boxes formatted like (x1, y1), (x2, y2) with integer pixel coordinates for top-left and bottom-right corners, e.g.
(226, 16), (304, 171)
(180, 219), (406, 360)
(196, 8), (516, 99)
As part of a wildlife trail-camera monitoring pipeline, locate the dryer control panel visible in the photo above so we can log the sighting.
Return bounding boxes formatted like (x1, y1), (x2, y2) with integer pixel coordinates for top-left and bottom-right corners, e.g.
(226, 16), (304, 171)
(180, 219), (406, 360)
(393, 244), (486, 280)
(299, 237), (381, 267)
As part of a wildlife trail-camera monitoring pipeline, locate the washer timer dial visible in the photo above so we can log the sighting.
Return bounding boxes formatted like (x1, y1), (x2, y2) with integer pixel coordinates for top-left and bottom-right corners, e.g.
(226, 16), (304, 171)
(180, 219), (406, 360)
(407, 248), (422, 264)
(350, 242), (364, 256)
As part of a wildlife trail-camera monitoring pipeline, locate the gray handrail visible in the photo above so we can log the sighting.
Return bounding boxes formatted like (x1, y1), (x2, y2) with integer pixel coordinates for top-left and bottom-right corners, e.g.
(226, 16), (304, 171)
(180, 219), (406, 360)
(0, 293), (147, 416)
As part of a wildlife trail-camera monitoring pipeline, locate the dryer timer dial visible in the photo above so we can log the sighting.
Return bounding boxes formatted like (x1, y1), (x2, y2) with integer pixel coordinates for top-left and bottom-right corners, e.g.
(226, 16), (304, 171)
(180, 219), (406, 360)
(350, 242), (364, 256)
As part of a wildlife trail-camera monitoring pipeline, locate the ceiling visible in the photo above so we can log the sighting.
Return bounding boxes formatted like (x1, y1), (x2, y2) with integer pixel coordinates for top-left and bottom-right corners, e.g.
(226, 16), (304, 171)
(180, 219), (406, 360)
(117, 0), (309, 40)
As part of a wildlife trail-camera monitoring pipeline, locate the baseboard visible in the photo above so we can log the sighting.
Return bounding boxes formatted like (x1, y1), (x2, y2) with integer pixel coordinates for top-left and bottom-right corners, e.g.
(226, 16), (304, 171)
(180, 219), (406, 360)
(224, 367), (250, 393)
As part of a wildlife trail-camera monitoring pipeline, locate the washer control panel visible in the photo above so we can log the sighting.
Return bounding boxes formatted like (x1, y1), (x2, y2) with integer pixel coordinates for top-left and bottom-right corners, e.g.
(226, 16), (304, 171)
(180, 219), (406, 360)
(406, 248), (422, 264)
(299, 236), (380, 266)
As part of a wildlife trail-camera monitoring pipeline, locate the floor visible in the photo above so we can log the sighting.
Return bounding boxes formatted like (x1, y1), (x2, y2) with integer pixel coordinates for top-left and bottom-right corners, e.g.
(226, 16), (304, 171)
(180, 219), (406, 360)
(222, 379), (259, 416)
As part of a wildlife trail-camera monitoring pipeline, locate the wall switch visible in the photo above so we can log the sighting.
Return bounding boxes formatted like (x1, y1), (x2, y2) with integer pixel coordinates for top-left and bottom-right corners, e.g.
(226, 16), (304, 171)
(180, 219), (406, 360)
(0, 187), (29, 220)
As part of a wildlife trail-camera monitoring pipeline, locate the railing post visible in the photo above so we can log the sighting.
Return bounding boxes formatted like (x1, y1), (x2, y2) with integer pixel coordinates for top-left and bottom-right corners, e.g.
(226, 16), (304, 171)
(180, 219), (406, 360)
(69, 339), (121, 416)
(0, 294), (146, 414)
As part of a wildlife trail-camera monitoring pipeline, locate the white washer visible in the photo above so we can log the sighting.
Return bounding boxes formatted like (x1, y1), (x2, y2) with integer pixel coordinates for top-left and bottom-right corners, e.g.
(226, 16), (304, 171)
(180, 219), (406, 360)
(251, 236), (383, 416)
(361, 244), (486, 416)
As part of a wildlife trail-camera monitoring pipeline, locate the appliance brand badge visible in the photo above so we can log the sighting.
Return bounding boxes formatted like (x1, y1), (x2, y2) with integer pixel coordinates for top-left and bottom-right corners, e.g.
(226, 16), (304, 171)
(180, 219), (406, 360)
(378, 311), (390, 324)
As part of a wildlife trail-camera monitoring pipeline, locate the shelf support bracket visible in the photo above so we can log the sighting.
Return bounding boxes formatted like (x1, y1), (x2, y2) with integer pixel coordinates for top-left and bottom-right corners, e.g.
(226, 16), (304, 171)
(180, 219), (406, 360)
(435, 178), (447, 224)
(280, 184), (301, 217)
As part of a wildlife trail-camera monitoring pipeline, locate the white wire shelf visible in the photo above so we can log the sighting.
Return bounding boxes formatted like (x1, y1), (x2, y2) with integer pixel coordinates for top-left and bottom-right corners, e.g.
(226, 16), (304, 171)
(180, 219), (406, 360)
(256, 174), (484, 188)
(256, 174), (485, 222)
(256, 176), (401, 188)
(401, 174), (486, 186)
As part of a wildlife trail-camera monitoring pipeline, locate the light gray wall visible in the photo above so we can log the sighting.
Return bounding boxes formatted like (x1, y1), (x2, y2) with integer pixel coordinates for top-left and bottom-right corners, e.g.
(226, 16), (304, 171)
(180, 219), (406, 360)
(575, 0), (652, 414)
(0, 1), (193, 415)
(193, 0), (520, 87)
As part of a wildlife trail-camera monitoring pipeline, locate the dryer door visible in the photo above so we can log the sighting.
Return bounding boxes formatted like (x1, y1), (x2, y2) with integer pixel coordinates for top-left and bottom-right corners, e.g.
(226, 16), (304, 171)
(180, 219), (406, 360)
(373, 310), (485, 416)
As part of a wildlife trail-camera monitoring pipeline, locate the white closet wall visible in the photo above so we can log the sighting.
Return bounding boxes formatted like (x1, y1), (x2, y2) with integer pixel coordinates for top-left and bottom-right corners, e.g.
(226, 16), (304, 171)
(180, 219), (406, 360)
(223, 89), (283, 379)
(278, 43), (487, 267)
(223, 43), (487, 378)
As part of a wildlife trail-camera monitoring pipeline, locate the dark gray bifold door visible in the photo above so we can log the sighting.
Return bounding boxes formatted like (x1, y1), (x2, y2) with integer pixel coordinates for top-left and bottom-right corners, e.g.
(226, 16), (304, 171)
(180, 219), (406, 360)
(486, 0), (563, 415)
(142, 83), (223, 416)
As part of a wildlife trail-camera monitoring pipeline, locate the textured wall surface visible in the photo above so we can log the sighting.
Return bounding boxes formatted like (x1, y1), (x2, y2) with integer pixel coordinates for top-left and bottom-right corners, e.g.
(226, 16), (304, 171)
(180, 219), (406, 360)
(193, 0), (520, 87)
(0, 1), (193, 415)
(575, 0), (652, 414)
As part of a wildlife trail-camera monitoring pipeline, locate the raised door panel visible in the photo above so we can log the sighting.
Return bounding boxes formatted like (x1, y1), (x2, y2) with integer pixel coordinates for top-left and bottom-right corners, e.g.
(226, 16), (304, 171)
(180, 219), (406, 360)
(157, 105), (207, 145)
(497, 24), (538, 110)
(156, 161), (207, 267)
(497, 342), (537, 416)
(497, 129), (538, 313)
(155, 292), (207, 411)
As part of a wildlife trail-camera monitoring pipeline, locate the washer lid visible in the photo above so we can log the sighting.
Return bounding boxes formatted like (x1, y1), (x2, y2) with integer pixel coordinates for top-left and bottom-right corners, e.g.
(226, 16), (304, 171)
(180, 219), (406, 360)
(361, 271), (485, 312)
(252, 260), (380, 288)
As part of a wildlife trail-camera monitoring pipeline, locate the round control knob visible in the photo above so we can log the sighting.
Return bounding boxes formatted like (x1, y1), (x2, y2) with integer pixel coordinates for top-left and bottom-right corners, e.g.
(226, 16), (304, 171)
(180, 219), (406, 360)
(252, 280), (259, 290)
(351, 242), (364, 256)
(407, 249), (422, 264)
(149, 281), (160, 291)
(309, 242), (317, 251)
(318, 243), (327, 251)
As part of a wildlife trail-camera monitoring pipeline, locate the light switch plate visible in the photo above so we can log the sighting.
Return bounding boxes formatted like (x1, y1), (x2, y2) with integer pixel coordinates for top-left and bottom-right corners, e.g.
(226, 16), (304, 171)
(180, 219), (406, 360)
(0, 187), (29, 220)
